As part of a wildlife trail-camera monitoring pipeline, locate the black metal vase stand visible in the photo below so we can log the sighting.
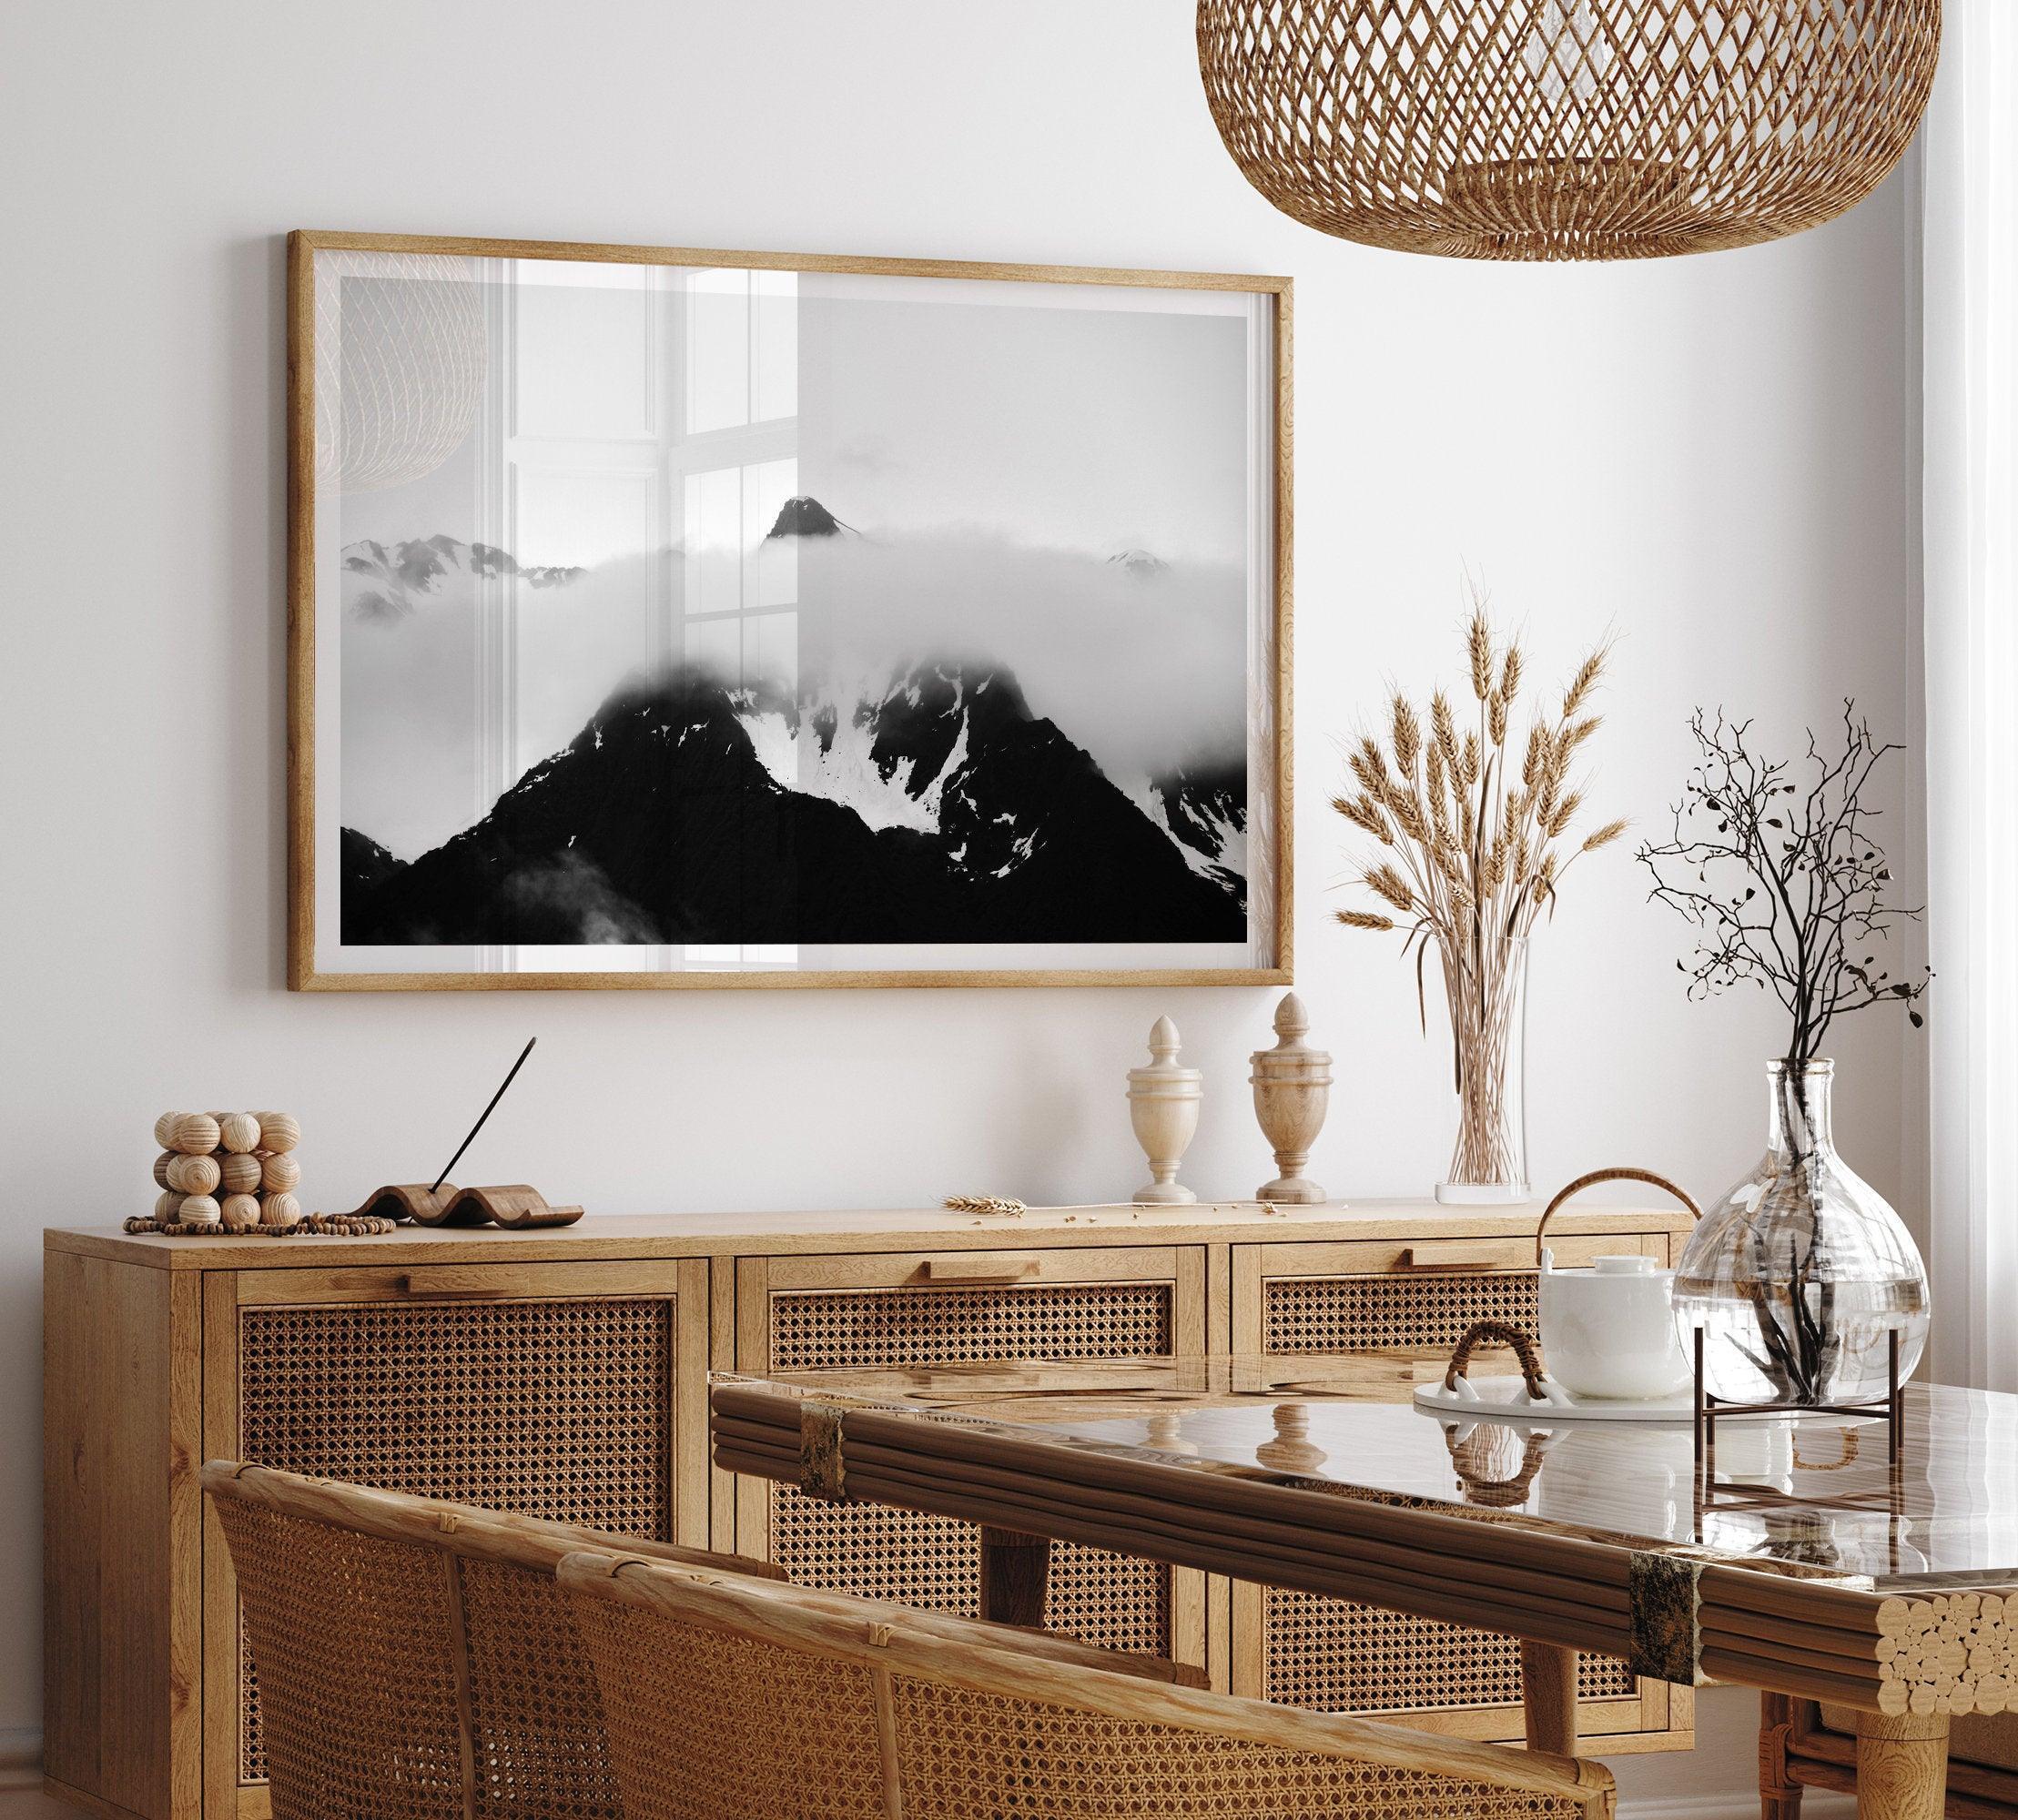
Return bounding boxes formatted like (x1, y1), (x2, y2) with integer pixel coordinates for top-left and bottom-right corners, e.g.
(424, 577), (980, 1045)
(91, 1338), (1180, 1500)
(1690, 1326), (1907, 1546)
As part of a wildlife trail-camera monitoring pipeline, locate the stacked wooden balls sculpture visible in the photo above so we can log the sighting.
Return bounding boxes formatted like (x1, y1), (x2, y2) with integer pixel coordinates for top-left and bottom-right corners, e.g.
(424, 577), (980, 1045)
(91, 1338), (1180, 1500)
(151, 1111), (300, 1232)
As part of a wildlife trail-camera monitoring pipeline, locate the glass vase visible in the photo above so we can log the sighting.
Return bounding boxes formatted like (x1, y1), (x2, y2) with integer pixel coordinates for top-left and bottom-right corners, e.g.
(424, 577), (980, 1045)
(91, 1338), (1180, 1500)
(1672, 1059), (1929, 1404)
(1434, 932), (1529, 1204)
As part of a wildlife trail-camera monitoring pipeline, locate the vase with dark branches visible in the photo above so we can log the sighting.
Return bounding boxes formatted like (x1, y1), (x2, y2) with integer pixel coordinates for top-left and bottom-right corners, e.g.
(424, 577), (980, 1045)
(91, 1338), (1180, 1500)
(1639, 703), (1931, 1405)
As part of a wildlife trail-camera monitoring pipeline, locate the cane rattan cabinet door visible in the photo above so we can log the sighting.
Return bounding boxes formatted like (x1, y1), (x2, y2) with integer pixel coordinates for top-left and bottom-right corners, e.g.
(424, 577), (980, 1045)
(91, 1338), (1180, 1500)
(1229, 1235), (1690, 1753)
(201, 1258), (709, 1819)
(735, 1247), (1208, 1672)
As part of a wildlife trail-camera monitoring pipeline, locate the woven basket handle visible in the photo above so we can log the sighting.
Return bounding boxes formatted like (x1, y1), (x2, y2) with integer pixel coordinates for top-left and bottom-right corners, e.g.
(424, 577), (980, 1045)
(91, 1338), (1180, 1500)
(1534, 1167), (1703, 1267)
(1443, 1426), (1551, 1508)
(1443, 1319), (1549, 1400)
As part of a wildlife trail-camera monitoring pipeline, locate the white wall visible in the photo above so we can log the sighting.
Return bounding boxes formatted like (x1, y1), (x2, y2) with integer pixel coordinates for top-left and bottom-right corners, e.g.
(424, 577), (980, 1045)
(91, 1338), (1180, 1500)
(0, 4), (1922, 1809)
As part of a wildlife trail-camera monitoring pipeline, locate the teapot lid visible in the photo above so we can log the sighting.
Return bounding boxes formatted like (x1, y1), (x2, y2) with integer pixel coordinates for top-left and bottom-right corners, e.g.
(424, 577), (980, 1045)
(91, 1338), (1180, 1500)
(1591, 1253), (1660, 1275)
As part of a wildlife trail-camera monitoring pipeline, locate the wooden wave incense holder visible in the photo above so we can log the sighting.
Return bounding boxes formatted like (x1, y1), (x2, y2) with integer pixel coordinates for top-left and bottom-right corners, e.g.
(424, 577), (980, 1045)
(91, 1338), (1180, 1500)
(343, 1182), (583, 1229)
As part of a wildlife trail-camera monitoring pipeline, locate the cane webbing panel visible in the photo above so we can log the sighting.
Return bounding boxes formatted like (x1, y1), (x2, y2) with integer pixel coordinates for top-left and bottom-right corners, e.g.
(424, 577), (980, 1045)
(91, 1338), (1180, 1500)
(573, 1600), (887, 1820)
(1263, 1269), (1540, 1356)
(568, 1582), (1589, 1820)
(771, 1281), (1172, 1370)
(768, 1280), (1175, 1656)
(236, 1294), (675, 1784)
(1263, 1587), (1638, 1714)
(771, 1489), (1171, 1656)
(1262, 1269), (1636, 1715)
(891, 1676), (1587, 1818)
(460, 1556), (624, 1819)
(215, 1500), (465, 1820)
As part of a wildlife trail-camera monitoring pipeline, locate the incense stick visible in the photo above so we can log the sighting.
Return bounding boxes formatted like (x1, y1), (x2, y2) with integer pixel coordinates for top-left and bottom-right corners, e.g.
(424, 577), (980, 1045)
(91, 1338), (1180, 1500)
(430, 1038), (537, 1194)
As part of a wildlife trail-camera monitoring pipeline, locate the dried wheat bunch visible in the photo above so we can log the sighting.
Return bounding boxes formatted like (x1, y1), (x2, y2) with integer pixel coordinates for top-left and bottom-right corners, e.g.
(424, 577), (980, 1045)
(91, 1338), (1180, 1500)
(1334, 594), (1620, 956)
(1333, 590), (1622, 1187)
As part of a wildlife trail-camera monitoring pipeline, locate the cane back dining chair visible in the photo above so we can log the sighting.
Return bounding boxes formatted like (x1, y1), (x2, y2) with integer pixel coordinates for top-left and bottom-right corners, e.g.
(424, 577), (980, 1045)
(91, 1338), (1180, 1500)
(201, 1461), (788, 1820)
(557, 1548), (1619, 1820)
(202, 1460), (1210, 1820)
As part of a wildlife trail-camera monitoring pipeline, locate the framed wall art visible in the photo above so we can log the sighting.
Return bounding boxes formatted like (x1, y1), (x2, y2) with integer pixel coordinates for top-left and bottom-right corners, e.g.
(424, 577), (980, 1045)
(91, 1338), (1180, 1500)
(288, 230), (1291, 989)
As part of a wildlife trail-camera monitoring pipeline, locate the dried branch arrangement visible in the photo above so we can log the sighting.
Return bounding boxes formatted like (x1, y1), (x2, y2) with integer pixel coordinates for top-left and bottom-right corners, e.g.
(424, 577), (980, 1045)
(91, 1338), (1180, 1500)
(1637, 703), (1929, 1067)
(1334, 601), (1621, 1188)
(1641, 703), (1930, 1404)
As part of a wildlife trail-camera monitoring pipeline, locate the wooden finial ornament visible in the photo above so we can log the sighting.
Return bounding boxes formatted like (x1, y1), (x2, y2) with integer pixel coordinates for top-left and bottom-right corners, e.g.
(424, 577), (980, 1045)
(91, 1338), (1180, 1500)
(1128, 1016), (1202, 1206)
(1250, 992), (1333, 1205)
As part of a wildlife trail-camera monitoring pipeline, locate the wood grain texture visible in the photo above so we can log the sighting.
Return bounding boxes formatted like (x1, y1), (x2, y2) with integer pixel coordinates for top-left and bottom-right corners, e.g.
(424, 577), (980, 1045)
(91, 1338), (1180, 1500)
(283, 230), (1292, 993)
(198, 1275), (238, 1820)
(978, 1527), (1052, 1628)
(1855, 1710), (1951, 1820)
(45, 1199), (1698, 1272)
(284, 230), (314, 994)
(1521, 1642), (1580, 1754)
(43, 1252), (200, 1820)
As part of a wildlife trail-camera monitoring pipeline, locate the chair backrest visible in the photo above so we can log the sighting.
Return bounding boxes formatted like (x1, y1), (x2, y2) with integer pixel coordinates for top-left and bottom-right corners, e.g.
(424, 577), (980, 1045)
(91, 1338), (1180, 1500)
(557, 1548), (1617, 1820)
(202, 1461), (780, 1820)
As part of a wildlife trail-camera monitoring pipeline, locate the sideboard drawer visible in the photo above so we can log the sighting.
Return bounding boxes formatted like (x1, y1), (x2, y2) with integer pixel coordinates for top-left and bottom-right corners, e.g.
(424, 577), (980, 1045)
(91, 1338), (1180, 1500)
(1228, 1236), (1688, 1752)
(734, 1248), (1207, 1671)
(203, 1259), (709, 1816)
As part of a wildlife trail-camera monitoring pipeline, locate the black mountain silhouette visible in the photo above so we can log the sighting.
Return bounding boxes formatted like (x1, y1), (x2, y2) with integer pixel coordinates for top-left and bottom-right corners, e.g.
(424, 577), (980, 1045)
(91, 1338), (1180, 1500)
(766, 496), (851, 539)
(1151, 759), (1248, 908)
(342, 662), (1244, 946)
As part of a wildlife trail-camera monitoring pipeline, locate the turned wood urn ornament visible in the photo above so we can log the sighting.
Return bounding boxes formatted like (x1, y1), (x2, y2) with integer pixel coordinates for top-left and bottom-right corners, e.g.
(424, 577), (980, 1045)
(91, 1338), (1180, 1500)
(1128, 1016), (1202, 1206)
(1250, 992), (1331, 1204)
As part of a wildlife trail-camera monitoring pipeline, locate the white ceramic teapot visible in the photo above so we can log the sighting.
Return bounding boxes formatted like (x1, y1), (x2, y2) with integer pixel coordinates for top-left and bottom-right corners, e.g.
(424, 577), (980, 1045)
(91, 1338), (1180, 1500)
(1535, 1168), (1703, 1400)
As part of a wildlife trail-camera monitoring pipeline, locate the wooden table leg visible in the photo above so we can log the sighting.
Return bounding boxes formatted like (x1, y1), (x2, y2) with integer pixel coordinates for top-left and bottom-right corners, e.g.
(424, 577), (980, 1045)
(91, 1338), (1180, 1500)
(1520, 1641), (1579, 1755)
(1853, 1709), (1950, 1820)
(979, 1525), (1051, 1628)
(1759, 1692), (1806, 1820)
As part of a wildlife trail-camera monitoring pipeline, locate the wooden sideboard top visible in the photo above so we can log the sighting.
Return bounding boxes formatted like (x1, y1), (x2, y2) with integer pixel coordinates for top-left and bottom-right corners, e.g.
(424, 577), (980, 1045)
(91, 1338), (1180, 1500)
(45, 1198), (1694, 1270)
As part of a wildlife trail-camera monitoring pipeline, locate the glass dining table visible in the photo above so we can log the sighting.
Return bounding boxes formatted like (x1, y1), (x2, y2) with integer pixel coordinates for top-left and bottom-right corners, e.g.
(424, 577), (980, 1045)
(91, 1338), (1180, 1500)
(712, 1355), (2018, 1820)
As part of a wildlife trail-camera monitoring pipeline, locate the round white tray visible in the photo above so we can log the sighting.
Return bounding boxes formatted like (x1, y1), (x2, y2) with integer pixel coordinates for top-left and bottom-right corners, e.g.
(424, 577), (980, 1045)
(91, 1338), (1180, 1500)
(1413, 1374), (1806, 1425)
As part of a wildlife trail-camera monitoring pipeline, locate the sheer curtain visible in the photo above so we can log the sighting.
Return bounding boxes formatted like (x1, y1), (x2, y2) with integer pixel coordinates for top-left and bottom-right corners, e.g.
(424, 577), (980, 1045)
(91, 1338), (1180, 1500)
(1924, 3), (2018, 1390)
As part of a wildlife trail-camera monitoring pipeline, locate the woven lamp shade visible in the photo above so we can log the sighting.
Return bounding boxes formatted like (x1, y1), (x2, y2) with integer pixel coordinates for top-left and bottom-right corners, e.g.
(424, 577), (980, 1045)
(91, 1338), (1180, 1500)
(1197, 1), (1942, 261)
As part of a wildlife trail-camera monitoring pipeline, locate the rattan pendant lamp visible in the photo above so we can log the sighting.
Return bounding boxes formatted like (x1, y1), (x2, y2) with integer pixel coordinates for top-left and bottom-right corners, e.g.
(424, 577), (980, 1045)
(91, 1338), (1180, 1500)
(1197, 1), (1942, 260)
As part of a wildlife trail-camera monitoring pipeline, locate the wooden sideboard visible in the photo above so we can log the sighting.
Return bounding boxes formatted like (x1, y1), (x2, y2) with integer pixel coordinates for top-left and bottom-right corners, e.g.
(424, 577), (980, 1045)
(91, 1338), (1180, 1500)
(44, 1198), (1696, 1820)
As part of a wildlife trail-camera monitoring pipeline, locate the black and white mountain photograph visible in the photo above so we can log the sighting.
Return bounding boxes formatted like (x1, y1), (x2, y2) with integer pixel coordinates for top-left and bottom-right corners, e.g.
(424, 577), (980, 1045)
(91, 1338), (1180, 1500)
(310, 251), (1281, 978)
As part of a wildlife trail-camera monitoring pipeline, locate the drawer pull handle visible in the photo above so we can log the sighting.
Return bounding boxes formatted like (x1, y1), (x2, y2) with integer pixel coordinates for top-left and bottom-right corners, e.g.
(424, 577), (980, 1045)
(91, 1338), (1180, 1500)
(1394, 1248), (1521, 1274)
(391, 1274), (510, 1299)
(919, 1257), (1041, 1286)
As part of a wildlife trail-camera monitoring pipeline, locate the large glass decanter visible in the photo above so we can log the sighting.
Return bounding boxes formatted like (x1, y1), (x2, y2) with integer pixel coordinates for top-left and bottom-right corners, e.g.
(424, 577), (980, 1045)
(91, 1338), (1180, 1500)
(1672, 1059), (1928, 1404)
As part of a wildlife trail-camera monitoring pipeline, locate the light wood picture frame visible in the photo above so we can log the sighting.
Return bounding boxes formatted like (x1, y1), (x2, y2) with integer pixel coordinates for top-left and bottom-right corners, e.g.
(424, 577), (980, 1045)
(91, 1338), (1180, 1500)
(288, 230), (1292, 991)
